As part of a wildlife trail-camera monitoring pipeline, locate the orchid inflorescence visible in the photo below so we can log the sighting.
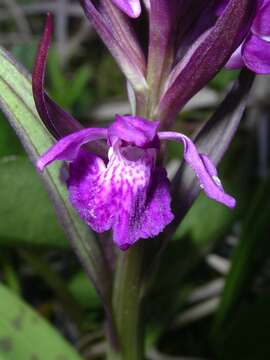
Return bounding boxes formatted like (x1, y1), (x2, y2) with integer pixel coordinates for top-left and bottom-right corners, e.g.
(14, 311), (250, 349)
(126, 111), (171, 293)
(33, 0), (267, 250)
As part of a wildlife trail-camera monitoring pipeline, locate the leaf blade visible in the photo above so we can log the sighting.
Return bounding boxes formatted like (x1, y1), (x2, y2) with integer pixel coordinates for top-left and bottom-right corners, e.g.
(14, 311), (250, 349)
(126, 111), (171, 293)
(0, 282), (83, 360)
(0, 46), (112, 309)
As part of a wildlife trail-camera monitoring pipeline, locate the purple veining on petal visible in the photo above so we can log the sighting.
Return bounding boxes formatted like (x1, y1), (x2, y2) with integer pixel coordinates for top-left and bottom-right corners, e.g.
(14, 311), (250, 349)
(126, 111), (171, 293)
(37, 128), (108, 170)
(111, 0), (141, 18)
(158, 131), (236, 208)
(67, 146), (173, 250)
(67, 150), (111, 231)
(108, 114), (160, 148)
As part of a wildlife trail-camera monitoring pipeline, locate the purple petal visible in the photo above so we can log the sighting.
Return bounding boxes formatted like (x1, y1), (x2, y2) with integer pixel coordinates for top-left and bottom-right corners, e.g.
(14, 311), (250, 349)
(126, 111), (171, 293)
(111, 0), (141, 18)
(67, 150), (110, 231)
(68, 147), (173, 250)
(32, 14), (82, 139)
(136, 167), (174, 241)
(243, 34), (270, 74)
(158, 132), (236, 208)
(108, 114), (160, 148)
(252, 1), (270, 36)
(225, 44), (245, 69)
(37, 128), (108, 170)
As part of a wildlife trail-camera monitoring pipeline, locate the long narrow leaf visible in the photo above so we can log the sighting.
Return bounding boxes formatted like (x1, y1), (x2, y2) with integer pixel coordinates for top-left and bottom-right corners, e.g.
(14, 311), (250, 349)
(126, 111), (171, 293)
(0, 46), (113, 311)
(0, 282), (83, 360)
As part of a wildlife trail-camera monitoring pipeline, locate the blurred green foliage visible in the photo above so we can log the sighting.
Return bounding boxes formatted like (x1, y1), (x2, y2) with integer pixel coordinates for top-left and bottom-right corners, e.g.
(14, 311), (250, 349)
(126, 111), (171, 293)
(210, 69), (240, 91)
(0, 282), (83, 360)
(0, 156), (67, 248)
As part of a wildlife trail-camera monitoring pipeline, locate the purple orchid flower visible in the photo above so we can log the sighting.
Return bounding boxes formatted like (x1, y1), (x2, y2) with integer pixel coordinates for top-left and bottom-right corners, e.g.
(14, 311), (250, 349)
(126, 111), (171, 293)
(220, 0), (270, 74)
(111, 0), (141, 18)
(37, 115), (235, 251)
(34, 15), (235, 251)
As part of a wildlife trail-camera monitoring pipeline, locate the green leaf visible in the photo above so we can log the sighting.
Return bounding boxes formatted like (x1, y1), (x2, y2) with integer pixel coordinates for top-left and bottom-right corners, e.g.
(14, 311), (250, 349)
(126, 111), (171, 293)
(0, 47), (112, 310)
(0, 282), (83, 360)
(0, 156), (67, 248)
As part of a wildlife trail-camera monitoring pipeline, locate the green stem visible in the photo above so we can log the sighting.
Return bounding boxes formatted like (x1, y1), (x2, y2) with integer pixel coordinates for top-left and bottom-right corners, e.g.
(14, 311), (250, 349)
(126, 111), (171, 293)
(107, 242), (144, 360)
